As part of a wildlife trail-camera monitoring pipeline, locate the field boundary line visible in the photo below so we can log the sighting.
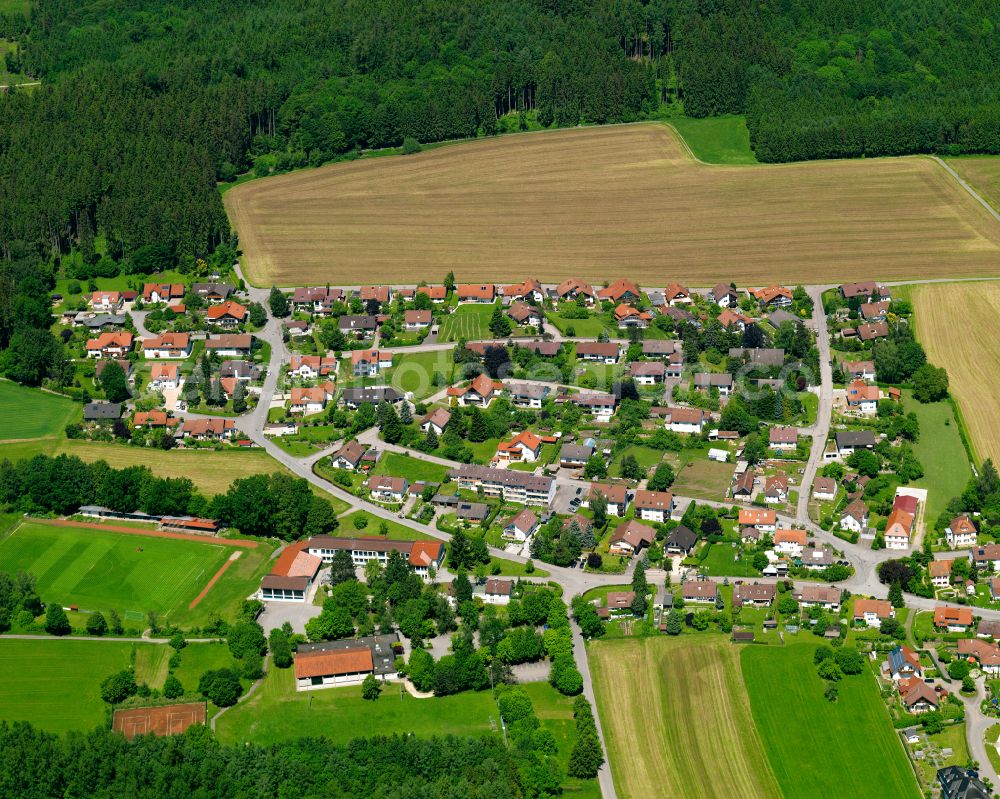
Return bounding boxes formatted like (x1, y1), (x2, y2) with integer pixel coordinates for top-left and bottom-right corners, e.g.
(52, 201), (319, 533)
(29, 518), (258, 548)
(189, 552), (241, 609)
(930, 155), (1000, 224)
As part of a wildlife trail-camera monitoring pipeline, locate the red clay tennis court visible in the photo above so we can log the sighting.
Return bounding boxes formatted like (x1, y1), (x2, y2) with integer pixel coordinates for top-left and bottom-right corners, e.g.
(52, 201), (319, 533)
(112, 702), (207, 740)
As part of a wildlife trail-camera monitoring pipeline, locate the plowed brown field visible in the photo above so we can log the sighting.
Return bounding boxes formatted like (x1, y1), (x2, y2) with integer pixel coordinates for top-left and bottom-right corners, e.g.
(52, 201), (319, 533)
(226, 123), (1000, 286)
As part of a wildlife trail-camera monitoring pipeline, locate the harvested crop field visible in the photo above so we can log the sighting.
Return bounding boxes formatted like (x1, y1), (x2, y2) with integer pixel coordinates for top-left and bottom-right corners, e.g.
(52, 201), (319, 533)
(946, 156), (1000, 215)
(912, 281), (1000, 464)
(589, 636), (781, 799)
(227, 123), (1000, 287)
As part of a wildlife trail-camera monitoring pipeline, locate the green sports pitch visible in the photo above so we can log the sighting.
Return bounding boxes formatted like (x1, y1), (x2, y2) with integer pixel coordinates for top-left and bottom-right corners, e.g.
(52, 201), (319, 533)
(0, 521), (230, 622)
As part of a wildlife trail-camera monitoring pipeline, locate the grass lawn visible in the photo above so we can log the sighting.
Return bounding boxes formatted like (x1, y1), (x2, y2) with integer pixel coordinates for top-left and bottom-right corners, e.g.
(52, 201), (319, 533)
(437, 304), (496, 342)
(0, 639), (161, 733)
(0, 520), (270, 626)
(590, 636), (781, 799)
(371, 451), (449, 484)
(340, 511), (435, 541)
(742, 643), (919, 799)
(216, 663), (499, 745)
(985, 724), (1000, 776)
(574, 360), (618, 389)
(170, 641), (239, 695)
(667, 116), (758, 165)
(900, 388), (971, 523)
(671, 457), (733, 502)
(388, 350), (453, 399)
(698, 542), (760, 577)
(609, 445), (664, 477)
(547, 310), (613, 339)
(913, 723), (969, 786)
(0, 380), (80, 440)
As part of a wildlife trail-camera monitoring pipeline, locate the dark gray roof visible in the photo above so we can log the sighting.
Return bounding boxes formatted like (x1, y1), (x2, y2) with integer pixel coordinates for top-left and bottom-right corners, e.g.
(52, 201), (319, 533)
(835, 430), (876, 449)
(456, 502), (489, 521)
(768, 309), (800, 327)
(449, 464), (553, 491)
(729, 347), (785, 366)
(559, 443), (594, 462)
(79, 314), (127, 329)
(938, 766), (990, 799)
(219, 360), (260, 380)
(192, 282), (235, 298)
(339, 315), (378, 331)
(666, 525), (698, 551)
(83, 402), (122, 420)
(341, 386), (402, 405)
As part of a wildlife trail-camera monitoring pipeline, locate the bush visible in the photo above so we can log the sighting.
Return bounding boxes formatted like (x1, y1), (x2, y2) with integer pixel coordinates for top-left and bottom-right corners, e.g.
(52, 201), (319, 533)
(163, 675), (184, 699)
(85, 612), (107, 636)
(100, 669), (138, 704)
(401, 137), (422, 154)
(44, 604), (71, 636)
(361, 673), (382, 700)
(199, 668), (243, 707)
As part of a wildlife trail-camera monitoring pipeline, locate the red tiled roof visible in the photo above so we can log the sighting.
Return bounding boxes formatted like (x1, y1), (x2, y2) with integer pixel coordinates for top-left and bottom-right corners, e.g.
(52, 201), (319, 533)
(294, 648), (373, 679)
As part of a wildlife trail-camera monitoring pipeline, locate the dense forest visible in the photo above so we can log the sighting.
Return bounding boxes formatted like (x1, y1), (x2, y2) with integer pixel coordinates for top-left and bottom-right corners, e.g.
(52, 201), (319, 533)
(0, 722), (529, 799)
(3, 0), (1000, 387)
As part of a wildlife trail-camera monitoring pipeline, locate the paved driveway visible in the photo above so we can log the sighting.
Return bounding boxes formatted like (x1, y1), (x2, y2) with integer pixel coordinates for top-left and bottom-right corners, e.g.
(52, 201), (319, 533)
(258, 599), (321, 635)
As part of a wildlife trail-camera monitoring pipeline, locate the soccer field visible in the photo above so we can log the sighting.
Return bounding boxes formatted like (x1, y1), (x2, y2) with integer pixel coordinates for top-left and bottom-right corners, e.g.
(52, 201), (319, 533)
(0, 380), (80, 440)
(0, 521), (230, 622)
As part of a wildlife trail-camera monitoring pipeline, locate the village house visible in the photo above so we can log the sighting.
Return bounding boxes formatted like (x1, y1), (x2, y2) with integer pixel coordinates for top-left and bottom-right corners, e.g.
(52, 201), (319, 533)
(843, 360), (876, 381)
(559, 442), (594, 469)
(456, 501), (489, 524)
(86, 331), (134, 358)
(289, 384), (333, 414)
(614, 304), (654, 329)
(496, 430), (543, 464)
(456, 283), (495, 303)
(294, 287), (345, 315)
(448, 465), (554, 506)
(515, 340), (561, 357)
(576, 342), (620, 363)
(732, 469), (755, 501)
(812, 476), (837, 501)
(764, 475), (789, 504)
(835, 430), (876, 458)
(330, 441), (367, 471)
(663, 282), (691, 306)
(709, 283), (739, 307)
(142, 283), (184, 304)
(366, 475), (409, 503)
(928, 559), (953, 588)
(180, 417), (236, 441)
(664, 525), (698, 555)
(971, 544), (1000, 571)
(857, 321), (889, 341)
(732, 582), (776, 609)
(901, 681), (940, 715)
(860, 300), (891, 321)
(191, 282), (234, 303)
(598, 591), (637, 618)
(633, 490), (673, 524)
(773, 528), (807, 557)
(947, 516), (978, 549)
(884, 506), (914, 550)
(629, 361), (667, 385)
(287, 355), (338, 380)
(682, 579), (720, 604)
(694, 372), (733, 396)
(506, 302), (542, 327)
(448, 373), (501, 407)
(765, 428), (799, 456)
(83, 402), (122, 422)
(589, 483), (629, 516)
(597, 279), (642, 304)
(503, 509), (539, 542)
(141, 332), (192, 359)
(750, 285), (793, 308)
(717, 308), (754, 332)
(260, 541), (322, 603)
(728, 347), (786, 367)
(854, 598), (894, 627)
(506, 383), (550, 409)
(571, 393), (617, 421)
(148, 363), (182, 391)
(500, 278), (543, 303)
(133, 410), (176, 430)
(206, 300), (247, 328)
(74, 312), (128, 331)
(796, 584), (842, 610)
(357, 285), (391, 306)
(958, 638), (1000, 675)
(884, 645), (923, 681)
(846, 380), (880, 416)
(840, 281), (890, 301)
(338, 315), (379, 339)
(340, 386), (402, 409)
(738, 507), (777, 533)
(554, 278), (596, 304)
(481, 578), (515, 606)
(89, 290), (123, 313)
(420, 408), (451, 436)
(664, 406), (707, 434)
(404, 310), (432, 330)
(839, 499), (870, 533)
(798, 547), (835, 571)
(204, 334), (252, 357)
(351, 348), (393, 377)
(934, 606), (974, 633)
